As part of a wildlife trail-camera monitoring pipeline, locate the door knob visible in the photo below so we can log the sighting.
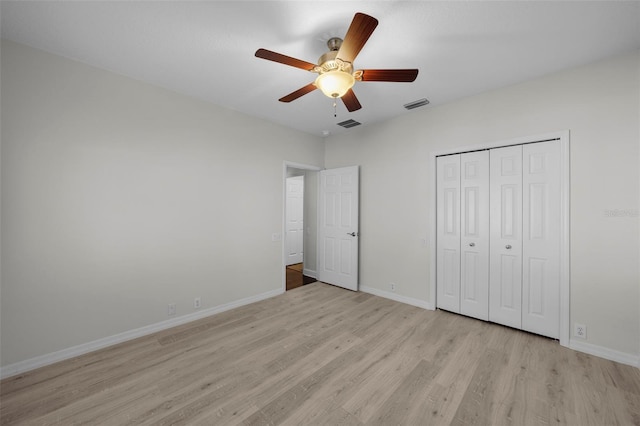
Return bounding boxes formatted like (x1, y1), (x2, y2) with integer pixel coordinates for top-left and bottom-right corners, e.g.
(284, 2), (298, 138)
(347, 232), (357, 237)
(505, 244), (512, 249)
(469, 243), (475, 247)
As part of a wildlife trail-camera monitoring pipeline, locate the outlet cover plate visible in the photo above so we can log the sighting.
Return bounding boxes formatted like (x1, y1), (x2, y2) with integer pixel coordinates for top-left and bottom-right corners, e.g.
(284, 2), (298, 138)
(574, 323), (587, 339)
(168, 303), (176, 316)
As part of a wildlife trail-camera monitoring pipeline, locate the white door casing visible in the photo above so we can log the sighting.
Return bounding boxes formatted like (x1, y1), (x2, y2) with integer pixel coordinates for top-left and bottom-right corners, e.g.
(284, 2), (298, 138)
(522, 141), (561, 338)
(436, 155), (461, 313)
(285, 176), (304, 266)
(460, 151), (490, 321)
(318, 166), (359, 291)
(489, 145), (524, 329)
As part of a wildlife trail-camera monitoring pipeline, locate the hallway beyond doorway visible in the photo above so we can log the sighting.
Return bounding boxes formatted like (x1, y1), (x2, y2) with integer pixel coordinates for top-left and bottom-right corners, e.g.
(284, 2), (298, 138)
(286, 263), (315, 291)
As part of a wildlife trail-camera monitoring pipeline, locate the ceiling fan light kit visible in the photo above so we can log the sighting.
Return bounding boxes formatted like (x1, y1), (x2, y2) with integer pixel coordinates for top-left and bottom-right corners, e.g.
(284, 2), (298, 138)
(313, 38), (355, 99)
(255, 12), (418, 113)
(315, 70), (355, 99)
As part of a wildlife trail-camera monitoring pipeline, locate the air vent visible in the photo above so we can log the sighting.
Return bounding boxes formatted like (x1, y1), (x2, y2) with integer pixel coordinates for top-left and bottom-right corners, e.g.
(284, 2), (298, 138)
(404, 98), (430, 110)
(337, 119), (361, 128)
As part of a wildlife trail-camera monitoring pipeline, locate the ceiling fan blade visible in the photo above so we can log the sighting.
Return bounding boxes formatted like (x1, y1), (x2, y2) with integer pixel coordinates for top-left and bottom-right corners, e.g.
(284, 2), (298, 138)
(279, 83), (317, 103)
(337, 13), (379, 64)
(255, 48), (316, 71)
(359, 69), (419, 82)
(341, 89), (362, 112)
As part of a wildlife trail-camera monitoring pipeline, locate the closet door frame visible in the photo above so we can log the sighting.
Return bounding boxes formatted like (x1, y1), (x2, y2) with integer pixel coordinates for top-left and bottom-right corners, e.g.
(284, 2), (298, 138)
(428, 131), (570, 348)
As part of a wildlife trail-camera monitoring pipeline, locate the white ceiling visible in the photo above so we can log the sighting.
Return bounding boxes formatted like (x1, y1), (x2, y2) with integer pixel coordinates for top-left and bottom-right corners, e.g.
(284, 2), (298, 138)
(2, 1), (639, 137)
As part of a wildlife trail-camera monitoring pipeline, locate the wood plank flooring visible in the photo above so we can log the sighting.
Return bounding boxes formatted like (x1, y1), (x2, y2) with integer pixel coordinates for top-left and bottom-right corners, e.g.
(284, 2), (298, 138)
(2, 282), (639, 425)
(286, 263), (314, 291)
(286, 264), (304, 291)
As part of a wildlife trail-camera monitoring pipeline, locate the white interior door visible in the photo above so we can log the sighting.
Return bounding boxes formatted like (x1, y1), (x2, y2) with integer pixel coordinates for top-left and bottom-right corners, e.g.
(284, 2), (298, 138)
(460, 151), (490, 320)
(285, 176), (304, 266)
(489, 145), (523, 329)
(318, 166), (359, 291)
(436, 155), (461, 313)
(522, 141), (561, 338)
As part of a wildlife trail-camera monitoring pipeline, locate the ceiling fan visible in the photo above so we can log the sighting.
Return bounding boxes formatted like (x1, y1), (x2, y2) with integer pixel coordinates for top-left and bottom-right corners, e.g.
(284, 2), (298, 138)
(255, 12), (419, 112)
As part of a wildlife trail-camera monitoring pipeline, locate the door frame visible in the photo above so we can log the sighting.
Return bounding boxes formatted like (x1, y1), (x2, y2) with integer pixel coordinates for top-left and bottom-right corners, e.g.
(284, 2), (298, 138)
(428, 130), (570, 347)
(282, 161), (322, 292)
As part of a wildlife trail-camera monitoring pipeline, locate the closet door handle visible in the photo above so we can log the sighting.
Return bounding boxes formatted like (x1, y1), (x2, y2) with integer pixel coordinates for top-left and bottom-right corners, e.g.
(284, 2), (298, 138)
(469, 243), (475, 247)
(505, 244), (512, 249)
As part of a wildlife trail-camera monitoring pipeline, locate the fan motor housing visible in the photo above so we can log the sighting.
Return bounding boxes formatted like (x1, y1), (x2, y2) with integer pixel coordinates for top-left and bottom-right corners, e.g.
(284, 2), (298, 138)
(317, 51), (353, 75)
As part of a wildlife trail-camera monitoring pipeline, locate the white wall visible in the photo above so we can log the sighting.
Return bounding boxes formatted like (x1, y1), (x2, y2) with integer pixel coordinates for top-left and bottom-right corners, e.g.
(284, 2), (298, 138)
(302, 170), (318, 275)
(0, 40), (324, 368)
(325, 50), (640, 362)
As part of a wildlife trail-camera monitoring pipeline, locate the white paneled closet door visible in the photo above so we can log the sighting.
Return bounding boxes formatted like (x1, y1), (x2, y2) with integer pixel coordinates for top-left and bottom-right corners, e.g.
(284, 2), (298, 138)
(437, 141), (561, 339)
(460, 151), (490, 321)
(522, 141), (561, 338)
(436, 155), (461, 313)
(489, 145), (524, 330)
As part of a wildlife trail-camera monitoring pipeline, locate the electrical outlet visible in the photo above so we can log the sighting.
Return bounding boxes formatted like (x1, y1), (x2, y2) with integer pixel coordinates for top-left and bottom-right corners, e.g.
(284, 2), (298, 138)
(167, 303), (176, 317)
(194, 297), (201, 309)
(390, 282), (396, 292)
(574, 323), (587, 339)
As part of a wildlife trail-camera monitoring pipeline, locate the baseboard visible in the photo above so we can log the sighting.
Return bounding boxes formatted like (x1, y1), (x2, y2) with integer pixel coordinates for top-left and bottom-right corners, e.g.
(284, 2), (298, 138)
(360, 285), (434, 310)
(6, 289), (636, 380)
(0, 288), (284, 380)
(303, 268), (317, 279)
(569, 339), (640, 368)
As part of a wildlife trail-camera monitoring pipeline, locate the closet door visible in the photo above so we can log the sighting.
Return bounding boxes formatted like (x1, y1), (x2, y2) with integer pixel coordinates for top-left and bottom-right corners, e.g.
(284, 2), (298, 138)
(522, 141), (561, 338)
(489, 145), (523, 329)
(436, 155), (461, 313)
(460, 151), (490, 320)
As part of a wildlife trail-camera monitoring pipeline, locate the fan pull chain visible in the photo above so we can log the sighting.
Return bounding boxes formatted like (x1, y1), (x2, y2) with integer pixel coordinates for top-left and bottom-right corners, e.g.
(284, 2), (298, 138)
(333, 99), (337, 117)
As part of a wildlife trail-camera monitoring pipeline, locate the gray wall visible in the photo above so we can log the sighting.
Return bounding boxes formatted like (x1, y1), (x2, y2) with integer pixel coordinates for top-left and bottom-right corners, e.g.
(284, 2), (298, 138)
(1, 40), (325, 367)
(325, 50), (640, 362)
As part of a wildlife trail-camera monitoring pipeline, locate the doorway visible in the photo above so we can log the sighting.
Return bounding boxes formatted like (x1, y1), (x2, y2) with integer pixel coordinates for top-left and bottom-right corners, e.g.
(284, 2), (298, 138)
(285, 175), (304, 267)
(283, 163), (320, 291)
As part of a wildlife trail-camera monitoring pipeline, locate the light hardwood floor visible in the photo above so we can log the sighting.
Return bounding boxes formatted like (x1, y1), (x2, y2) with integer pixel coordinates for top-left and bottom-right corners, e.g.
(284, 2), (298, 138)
(2, 282), (639, 425)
